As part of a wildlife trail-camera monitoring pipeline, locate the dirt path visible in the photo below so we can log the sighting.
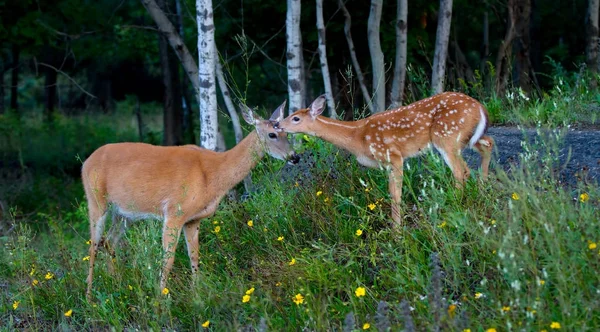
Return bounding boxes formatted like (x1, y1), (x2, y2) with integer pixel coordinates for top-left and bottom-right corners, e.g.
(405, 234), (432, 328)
(464, 127), (600, 185)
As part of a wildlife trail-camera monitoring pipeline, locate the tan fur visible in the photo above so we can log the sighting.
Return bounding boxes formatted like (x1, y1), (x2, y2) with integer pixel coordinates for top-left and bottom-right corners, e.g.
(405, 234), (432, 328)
(83, 109), (295, 300)
(277, 92), (494, 225)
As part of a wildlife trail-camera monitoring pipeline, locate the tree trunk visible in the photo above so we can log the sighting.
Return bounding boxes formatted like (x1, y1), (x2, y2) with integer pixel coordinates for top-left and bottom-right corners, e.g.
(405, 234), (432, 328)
(390, 0), (408, 108)
(495, 0), (516, 95)
(586, 0), (600, 85)
(196, 0), (218, 150)
(215, 54), (243, 145)
(140, 0), (200, 95)
(175, 0), (194, 143)
(481, 9), (491, 89)
(10, 45), (19, 111)
(514, 0), (532, 93)
(338, 0), (373, 113)
(315, 0), (337, 118)
(368, 0), (385, 113)
(0, 57), (4, 115)
(286, 0), (304, 114)
(158, 0), (183, 146)
(431, 0), (453, 95)
(44, 66), (57, 121)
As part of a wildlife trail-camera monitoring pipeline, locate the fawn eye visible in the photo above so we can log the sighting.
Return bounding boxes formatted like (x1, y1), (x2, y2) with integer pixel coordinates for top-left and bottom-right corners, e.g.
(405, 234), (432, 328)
(268, 133), (277, 139)
(292, 116), (300, 122)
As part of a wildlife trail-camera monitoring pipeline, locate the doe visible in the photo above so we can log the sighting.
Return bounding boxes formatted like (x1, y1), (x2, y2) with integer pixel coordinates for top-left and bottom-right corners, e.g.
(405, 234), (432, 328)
(82, 102), (298, 299)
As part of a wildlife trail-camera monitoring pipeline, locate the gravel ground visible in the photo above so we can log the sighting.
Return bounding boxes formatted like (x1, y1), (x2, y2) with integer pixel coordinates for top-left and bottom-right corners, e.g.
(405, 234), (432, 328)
(463, 127), (600, 185)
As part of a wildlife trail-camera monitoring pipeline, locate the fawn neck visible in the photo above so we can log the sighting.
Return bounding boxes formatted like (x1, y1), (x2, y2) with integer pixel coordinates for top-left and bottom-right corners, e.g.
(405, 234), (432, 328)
(311, 116), (363, 153)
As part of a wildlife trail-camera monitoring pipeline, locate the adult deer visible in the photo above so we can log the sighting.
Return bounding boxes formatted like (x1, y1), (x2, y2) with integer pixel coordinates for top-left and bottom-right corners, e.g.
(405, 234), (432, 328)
(82, 101), (298, 300)
(275, 92), (494, 224)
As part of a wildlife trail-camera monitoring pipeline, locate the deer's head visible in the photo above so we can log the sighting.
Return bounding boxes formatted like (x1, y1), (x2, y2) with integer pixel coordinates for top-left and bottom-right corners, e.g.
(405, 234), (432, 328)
(274, 95), (326, 135)
(240, 100), (300, 165)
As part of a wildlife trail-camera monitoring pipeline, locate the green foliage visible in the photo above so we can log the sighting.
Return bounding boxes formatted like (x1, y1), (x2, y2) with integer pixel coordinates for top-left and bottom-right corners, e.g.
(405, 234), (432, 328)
(1, 111), (599, 330)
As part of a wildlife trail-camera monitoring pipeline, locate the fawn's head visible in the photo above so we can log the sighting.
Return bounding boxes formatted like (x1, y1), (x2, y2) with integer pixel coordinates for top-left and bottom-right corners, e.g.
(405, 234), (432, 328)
(275, 95), (326, 135)
(240, 101), (300, 164)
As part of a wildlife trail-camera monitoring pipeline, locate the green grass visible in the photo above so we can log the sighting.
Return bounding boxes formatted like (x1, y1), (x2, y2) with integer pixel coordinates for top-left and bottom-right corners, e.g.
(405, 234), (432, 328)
(1, 126), (599, 330)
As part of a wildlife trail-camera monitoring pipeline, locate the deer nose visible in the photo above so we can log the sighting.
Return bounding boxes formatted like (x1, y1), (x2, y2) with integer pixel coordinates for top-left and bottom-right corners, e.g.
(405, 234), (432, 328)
(288, 153), (300, 165)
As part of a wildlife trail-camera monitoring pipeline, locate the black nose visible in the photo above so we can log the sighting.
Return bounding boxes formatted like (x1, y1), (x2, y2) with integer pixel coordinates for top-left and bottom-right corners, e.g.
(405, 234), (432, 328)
(288, 153), (300, 165)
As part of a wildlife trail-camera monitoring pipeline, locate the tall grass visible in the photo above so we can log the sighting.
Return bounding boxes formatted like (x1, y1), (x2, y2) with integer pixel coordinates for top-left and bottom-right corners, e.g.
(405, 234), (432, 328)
(1, 123), (598, 330)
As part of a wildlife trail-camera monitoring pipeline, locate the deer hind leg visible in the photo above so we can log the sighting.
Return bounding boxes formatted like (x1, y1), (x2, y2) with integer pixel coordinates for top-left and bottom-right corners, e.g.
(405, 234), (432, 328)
(474, 135), (494, 178)
(435, 143), (469, 187)
(160, 217), (184, 291)
(106, 213), (131, 275)
(86, 201), (108, 300)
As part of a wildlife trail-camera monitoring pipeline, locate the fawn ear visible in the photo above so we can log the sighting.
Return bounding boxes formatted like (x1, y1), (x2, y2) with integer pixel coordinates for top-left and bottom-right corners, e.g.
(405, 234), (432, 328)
(240, 103), (261, 125)
(269, 100), (286, 123)
(309, 95), (326, 119)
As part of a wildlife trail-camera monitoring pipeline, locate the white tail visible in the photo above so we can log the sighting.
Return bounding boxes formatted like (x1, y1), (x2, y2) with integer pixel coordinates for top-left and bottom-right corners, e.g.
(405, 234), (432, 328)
(82, 101), (298, 299)
(276, 92), (494, 225)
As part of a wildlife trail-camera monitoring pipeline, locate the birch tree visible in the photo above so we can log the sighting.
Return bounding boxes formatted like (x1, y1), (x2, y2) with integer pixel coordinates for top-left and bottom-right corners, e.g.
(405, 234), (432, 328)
(196, 0), (218, 150)
(586, 0), (599, 83)
(390, 0), (408, 108)
(338, 0), (373, 113)
(286, 0), (304, 114)
(368, 0), (385, 113)
(431, 0), (453, 95)
(315, 0), (336, 119)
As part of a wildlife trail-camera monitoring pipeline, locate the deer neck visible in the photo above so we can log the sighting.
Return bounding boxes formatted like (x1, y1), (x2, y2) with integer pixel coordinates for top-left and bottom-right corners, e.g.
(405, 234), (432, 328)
(311, 116), (363, 154)
(217, 131), (263, 191)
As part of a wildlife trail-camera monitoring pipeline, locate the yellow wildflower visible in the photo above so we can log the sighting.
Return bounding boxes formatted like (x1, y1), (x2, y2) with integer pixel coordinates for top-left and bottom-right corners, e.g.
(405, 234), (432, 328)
(64, 309), (73, 317)
(303, 134), (310, 142)
(550, 322), (561, 329)
(214, 226), (221, 233)
(448, 304), (457, 317)
(128, 285), (133, 290)
(245, 287), (255, 295)
(438, 221), (447, 228)
(355, 229), (363, 236)
(12, 300), (20, 310)
(365, 187), (371, 193)
(275, 282), (282, 287)
(589, 242), (597, 250)
(511, 192), (520, 200)
(463, 330), (471, 332)
(277, 236), (284, 241)
(474, 292), (483, 299)
(294, 182), (299, 187)
(289, 258), (296, 266)
(539, 279), (546, 286)
(324, 197), (330, 203)
(86, 239), (91, 245)
(491, 219), (497, 225)
(502, 306), (511, 312)
(486, 329), (497, 332)
(579, 193), (589, 202)
(29, 267), (35, 276)
(368, 203), (376, 211)
(293, 293), (304, 305)
(247, 220), (253, 227)
(32, 279), (39, 286)
(316, 190), (323, 197)
(213, 220), (219, 225)
(355, 287), (366, 297)
(162, 287), (169, 295)
(363, 322), (371, 329)
(202, 320), (210, 328)
(82, 256), (90, 261)
(242, 295), (251, 303)
(44, 272), (54, 280)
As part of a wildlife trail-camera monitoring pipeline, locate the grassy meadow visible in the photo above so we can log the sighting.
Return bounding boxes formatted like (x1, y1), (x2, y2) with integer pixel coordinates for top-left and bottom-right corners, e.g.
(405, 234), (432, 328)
(1, 71), (600, 330)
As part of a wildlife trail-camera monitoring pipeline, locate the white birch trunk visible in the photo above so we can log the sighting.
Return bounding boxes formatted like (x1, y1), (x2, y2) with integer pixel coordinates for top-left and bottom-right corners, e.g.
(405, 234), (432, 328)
(215, 52), (243, 145)
(368, 0), (385, 113)
(286, 0), (304, 114)
(316, 0), (337, 119)
(338, 0), (373, 113)
(431, 0), (453, 95)
(196, 0), (218, 150)
(390, 0), (408, 108)
(586, 0), (600, 74)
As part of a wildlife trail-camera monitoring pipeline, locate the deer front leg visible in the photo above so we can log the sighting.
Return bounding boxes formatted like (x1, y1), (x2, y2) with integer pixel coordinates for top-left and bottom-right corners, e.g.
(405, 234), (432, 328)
(183, 219), (201, 275)
(160, 218), (184, 291)
(388, 159), (404, 226)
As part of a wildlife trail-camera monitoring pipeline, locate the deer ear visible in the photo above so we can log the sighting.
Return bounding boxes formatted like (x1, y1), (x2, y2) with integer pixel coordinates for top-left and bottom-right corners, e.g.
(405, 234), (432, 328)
(309, 95), (326, 119)
(269, 100), (287, 123)
(240, 104), (261, 125)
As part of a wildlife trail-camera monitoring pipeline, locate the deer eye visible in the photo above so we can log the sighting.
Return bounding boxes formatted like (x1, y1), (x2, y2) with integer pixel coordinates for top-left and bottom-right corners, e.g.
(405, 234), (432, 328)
(268, 133), (277, 139)
(292, 116), (300, 122)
